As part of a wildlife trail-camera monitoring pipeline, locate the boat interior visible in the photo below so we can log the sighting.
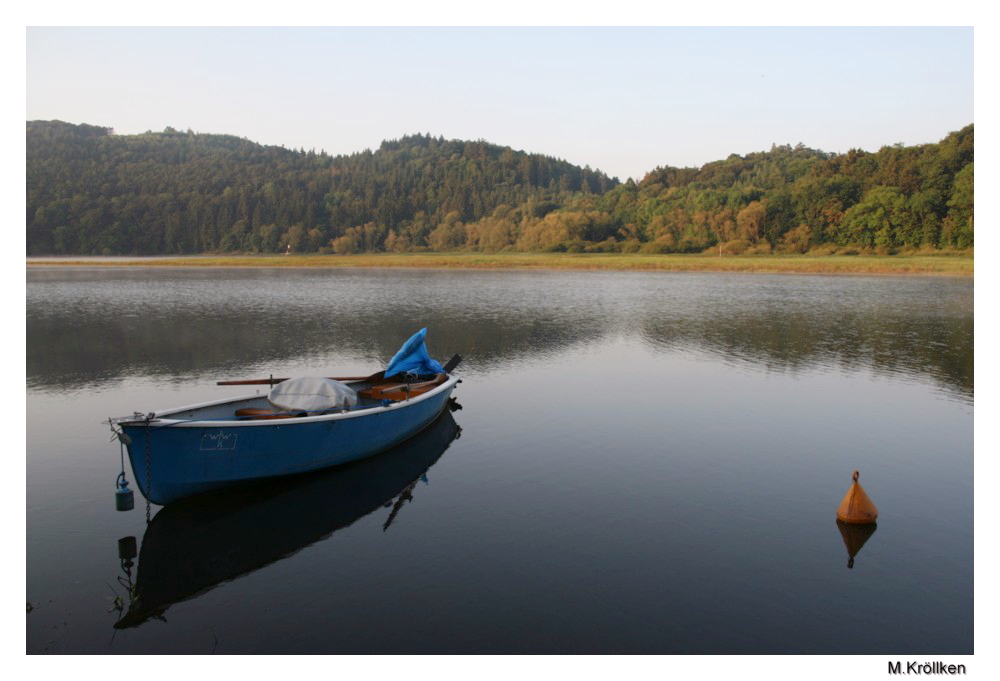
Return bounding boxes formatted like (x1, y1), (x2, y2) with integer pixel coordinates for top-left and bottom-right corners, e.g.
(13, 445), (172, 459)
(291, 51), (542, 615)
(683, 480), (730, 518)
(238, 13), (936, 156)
(157, 373), (451, 422)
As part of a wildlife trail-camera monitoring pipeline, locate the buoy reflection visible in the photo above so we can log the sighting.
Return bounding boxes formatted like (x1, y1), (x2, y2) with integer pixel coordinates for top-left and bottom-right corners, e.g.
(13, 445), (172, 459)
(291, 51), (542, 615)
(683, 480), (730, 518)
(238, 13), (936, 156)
(836, 519), (877, 569)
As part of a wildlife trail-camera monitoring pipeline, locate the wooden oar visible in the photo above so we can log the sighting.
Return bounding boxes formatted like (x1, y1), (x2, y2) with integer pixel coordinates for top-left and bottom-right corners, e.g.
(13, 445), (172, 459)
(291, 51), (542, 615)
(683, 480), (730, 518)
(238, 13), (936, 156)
(217, 371), (383, 386)
(216, 354), (461, 387)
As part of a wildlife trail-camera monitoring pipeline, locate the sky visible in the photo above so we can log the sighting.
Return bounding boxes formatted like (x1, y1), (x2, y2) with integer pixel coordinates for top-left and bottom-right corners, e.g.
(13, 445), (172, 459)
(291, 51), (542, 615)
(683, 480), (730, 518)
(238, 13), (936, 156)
(25, 24), (974, 181)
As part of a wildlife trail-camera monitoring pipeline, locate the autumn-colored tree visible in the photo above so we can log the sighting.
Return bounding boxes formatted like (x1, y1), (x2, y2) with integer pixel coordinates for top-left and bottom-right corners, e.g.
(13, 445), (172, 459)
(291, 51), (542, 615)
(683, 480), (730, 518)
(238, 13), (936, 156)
(427, 212), (467, 251)
(737, 201), (767, 243)
(779, 224), (812, 253)
(280, 225), (306, 252)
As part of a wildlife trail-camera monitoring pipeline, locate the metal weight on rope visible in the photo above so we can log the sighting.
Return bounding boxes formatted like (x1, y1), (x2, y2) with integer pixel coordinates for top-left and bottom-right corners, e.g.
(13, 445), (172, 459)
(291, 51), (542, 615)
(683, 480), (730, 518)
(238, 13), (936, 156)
(115, 444), (134, 512)
(110, 418), (134, 512)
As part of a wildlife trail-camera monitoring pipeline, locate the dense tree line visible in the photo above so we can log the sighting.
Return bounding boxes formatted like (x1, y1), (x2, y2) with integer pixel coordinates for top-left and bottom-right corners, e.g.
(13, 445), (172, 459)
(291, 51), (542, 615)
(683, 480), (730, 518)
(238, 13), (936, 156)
(26, 120), (973, 255)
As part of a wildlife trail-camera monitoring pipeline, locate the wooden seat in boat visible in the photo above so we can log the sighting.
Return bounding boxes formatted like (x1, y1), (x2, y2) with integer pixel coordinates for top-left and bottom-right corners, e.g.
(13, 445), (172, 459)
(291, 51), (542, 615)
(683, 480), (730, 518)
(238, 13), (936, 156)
(234, 408), (306, 420)
(357, 374), (448, 402)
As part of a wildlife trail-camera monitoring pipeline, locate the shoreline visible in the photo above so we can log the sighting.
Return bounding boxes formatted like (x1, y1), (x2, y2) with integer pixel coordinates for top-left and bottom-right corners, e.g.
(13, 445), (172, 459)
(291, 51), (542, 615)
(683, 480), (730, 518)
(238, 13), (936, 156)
(25, 252), (974, 276)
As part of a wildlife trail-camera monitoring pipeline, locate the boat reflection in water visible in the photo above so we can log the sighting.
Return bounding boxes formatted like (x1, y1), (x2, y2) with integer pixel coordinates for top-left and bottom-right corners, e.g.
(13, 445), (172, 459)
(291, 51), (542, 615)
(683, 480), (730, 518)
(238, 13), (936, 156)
(114, 403), (462, 629)
(836, 519), (878, 569)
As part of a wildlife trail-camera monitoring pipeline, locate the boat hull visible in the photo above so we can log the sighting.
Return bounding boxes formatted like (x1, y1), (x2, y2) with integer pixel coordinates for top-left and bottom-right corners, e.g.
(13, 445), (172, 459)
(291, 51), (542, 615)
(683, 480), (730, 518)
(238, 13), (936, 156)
(115, 409), (461, 628)
(121, 376), (457, 504)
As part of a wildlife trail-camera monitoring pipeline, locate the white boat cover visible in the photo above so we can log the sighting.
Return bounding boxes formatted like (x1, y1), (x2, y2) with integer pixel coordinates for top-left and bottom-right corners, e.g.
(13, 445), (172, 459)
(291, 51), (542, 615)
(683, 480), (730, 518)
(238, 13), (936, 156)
(268, 377), (359, 412)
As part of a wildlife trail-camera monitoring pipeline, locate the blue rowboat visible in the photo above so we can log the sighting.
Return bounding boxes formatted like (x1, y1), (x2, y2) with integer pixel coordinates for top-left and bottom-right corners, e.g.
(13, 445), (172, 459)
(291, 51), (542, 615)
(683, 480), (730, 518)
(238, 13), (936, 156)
(110, 329), (461, 505)
(113, 408), (462, 629)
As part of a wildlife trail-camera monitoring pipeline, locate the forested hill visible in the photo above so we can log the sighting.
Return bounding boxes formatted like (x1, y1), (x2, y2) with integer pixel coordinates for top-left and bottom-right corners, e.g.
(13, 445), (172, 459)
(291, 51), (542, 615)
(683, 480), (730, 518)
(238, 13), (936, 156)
(26, 120), (973, 255)
(26, 122), (616, 255)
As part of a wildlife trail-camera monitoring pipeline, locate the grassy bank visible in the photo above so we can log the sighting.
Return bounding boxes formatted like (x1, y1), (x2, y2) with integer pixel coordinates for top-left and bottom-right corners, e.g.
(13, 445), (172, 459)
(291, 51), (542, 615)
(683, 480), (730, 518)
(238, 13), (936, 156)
(27, 252), (974, 275)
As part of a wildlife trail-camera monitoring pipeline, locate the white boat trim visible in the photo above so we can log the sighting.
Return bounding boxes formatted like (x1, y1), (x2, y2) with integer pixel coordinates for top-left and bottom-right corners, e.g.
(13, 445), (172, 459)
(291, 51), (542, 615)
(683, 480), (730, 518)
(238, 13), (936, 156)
(113, 374), (460, 429)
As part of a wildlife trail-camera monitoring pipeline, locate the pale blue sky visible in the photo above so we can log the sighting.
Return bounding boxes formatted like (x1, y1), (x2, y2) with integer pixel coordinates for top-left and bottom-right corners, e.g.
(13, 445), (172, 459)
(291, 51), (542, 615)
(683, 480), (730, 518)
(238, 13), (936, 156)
(27, 26), (973, 180)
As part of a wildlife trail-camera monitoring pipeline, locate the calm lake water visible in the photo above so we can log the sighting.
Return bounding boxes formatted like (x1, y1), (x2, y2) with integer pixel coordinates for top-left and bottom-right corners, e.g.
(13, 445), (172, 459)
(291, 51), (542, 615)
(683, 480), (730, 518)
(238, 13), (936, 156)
(26, 267), (973, 654)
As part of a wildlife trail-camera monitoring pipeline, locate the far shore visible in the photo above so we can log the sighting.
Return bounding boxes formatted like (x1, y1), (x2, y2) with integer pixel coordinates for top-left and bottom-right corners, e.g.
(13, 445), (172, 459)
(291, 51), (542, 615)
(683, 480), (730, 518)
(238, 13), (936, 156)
(26, 252), (974, 276)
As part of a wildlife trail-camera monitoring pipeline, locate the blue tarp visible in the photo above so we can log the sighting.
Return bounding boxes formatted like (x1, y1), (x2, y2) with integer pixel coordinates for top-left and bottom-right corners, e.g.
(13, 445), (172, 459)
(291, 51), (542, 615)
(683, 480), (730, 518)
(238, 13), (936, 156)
(384, 328), (445, 378)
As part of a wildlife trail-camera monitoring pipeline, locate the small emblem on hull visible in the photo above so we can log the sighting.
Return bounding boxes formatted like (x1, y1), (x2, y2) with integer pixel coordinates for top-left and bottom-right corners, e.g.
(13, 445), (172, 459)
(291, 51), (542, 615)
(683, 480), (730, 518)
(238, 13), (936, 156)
(200, 430), (237, 451)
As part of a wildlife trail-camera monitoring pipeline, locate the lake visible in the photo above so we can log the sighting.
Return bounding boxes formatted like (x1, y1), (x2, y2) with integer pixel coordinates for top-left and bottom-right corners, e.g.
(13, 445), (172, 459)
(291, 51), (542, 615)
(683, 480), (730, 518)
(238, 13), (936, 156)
(26, 267), (973, 654)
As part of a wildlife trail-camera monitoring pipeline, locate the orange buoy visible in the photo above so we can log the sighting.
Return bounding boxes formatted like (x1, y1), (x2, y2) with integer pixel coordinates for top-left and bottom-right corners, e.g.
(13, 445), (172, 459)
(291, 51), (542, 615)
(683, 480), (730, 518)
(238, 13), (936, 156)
(836, 470), (878, 524)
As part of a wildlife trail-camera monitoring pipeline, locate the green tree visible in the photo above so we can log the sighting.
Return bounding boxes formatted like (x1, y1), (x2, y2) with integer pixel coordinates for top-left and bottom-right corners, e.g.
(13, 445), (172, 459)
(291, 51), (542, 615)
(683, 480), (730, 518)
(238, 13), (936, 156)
(945, 163), (973, 248)
(837, 186), (906, 248)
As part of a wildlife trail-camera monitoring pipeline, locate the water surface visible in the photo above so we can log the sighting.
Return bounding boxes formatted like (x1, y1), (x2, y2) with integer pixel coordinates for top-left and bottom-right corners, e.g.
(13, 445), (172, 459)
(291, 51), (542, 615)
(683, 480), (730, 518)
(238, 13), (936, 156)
(26, 267), (973, 653)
